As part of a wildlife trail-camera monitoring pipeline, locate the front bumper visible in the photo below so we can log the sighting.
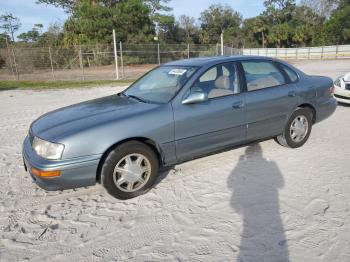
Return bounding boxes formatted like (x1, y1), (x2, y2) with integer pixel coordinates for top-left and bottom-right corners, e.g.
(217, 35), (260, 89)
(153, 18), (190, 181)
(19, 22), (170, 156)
(334, 86), (350, 104)
(22, 136), (101, 191)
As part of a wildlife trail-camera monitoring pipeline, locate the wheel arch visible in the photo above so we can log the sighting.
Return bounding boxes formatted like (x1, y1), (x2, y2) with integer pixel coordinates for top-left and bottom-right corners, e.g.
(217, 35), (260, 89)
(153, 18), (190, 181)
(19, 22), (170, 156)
(96, 137), (164, 183)
(297, 103), (316, 123)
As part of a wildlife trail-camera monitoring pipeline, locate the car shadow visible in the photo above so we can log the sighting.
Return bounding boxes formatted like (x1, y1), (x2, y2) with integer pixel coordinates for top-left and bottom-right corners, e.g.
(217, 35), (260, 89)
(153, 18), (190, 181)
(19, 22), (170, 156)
(153, 166), (176, 187)
(228, 143), (289, 262)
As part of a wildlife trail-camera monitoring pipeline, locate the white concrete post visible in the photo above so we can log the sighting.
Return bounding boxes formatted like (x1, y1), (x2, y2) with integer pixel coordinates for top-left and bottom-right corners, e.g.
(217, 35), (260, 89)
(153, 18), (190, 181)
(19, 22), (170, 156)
(48, 47), (55, 80)
(157, 43), (160, 65)
(113, 29), (119, 80)
(187, 43), (190, 59)
(220, 32), (224, 56)
(119, 41), (124, 78)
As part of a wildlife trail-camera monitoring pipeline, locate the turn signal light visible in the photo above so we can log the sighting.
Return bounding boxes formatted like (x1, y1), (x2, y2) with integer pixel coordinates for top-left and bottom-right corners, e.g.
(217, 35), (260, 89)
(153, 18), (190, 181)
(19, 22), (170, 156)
(31, 167), (61, 178)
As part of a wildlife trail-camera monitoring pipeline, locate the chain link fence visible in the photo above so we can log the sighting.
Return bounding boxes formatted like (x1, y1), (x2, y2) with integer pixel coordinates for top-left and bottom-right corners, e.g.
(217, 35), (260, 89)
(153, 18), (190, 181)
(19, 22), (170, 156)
(0, 43), (240, 81)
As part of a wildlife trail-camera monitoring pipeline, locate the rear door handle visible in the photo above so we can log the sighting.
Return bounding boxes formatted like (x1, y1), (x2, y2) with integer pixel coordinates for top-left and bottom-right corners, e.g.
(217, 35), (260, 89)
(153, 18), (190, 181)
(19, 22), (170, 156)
(232, 101), (244, 109)
(288, 91), (296, 97)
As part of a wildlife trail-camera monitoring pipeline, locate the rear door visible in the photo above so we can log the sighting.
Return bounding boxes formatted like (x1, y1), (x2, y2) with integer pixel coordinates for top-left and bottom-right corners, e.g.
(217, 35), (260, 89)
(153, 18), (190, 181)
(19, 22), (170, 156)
(240, 60), (299, 140)
(172, 62), (247, 162)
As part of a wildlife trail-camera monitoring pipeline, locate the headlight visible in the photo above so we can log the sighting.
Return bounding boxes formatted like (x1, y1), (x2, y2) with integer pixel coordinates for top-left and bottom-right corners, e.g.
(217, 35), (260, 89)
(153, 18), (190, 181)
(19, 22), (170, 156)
(334, 77), (342, 88)
(32, 136), (64, 160)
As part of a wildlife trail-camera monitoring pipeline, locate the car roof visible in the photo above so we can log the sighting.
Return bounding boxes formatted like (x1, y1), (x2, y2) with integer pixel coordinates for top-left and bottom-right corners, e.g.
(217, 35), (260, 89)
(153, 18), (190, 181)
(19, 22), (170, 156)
(164, 55), (277, 67)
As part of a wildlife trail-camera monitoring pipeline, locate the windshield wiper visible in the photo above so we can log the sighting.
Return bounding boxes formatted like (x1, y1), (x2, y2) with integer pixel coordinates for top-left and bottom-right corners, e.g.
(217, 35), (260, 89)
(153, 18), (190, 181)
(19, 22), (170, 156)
(127, 94), (149, 103)
(117, 92), (126, 97)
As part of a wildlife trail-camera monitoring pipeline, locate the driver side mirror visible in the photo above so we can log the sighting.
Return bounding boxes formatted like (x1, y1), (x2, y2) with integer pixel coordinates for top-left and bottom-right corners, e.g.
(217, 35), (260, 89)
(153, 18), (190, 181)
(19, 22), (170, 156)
(182, 91), (208, 105)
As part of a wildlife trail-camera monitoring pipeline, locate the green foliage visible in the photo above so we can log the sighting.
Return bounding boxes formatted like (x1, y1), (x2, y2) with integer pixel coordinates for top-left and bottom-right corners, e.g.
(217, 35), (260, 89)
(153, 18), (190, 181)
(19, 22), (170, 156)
(63, 0), (153, 45)
(0, 13), (21, 42)
(199, 4), (242, 44)
(4, 0), (350, 49)
(0, 79), (134, 90)
(0, 54), (5, 68)
(322, 4), (350, 44)
(17, 24), (43, 43)
(0, 33), (11, 48)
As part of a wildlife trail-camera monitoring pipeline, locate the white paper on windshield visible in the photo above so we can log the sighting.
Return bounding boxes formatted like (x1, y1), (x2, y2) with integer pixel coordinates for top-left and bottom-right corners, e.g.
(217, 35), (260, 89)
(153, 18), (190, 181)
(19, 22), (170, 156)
(168, 69), (187, 75)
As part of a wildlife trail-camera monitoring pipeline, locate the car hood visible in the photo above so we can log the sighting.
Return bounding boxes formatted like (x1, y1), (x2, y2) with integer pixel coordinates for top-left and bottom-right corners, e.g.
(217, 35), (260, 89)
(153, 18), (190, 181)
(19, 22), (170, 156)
(30, 94), (160, 141)
(343, 72), (350, 82)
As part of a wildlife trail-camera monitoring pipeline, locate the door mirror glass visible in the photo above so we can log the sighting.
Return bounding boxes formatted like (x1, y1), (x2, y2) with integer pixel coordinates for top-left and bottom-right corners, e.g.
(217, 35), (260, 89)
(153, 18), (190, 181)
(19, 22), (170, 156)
(182, 92), (208, 105)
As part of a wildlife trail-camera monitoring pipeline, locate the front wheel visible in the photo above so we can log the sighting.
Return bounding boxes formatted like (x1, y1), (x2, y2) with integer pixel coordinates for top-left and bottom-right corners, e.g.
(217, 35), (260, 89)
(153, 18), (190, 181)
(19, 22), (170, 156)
(276, 108), (313, 148)
(101, 141), (159, 199)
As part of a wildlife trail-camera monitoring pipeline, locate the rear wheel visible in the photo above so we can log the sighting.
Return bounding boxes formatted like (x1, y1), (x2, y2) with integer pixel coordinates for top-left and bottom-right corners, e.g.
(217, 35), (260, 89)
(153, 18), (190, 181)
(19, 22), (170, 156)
(276, 108), (313, 148)
(101, 141), (159, 199)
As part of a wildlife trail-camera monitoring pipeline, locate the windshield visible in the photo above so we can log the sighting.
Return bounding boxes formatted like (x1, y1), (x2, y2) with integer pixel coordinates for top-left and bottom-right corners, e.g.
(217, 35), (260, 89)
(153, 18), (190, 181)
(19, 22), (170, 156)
(124, 66), (198, 103)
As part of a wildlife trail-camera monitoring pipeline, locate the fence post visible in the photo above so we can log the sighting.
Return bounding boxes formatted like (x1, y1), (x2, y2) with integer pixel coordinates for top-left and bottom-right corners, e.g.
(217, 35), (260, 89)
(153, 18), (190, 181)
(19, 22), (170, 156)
(157, 43), (160, 65)
(321, 46), (324, 60)
(220, 32), (224, 56)
(4, 37), (15, 80)
(187, 43), (190, 59)
(336, 45), (339, 59)
(308, 47), (311, 60)
(79, 46), (85, 81)
(275, 48), (278, 58)
(11, 48), (19, 81)
(119, 41), (124, 78)
(48, 47), (55, 81)
(296, 48), (298, 60)
(112, 29), (119, 80)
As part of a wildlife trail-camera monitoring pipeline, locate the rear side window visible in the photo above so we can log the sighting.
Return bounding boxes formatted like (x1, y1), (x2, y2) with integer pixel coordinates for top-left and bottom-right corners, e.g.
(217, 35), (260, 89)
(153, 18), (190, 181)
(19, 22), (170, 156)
(280, 64), (299, 82)
(241, 61), (286, 91)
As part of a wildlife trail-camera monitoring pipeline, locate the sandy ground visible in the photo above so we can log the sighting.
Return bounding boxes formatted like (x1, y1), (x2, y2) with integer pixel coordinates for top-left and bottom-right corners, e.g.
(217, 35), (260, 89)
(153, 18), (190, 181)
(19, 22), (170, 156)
(0, 60), (350, 262)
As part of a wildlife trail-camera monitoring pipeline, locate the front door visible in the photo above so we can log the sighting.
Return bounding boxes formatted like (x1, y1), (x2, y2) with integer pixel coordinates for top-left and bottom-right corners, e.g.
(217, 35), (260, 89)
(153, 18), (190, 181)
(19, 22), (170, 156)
(172, 62), (247, 162)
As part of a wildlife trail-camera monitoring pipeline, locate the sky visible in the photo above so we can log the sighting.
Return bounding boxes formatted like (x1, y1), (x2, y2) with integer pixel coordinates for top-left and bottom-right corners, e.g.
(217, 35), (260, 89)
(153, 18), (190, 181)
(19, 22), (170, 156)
(0, 0), (277, 38)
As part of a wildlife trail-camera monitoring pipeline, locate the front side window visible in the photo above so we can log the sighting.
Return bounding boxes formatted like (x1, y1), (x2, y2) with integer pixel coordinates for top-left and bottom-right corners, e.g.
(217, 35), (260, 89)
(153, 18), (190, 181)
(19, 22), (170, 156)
(190, 62), (240, 99)
(242, 61), (286, 91)
(124, 66), (197, 103)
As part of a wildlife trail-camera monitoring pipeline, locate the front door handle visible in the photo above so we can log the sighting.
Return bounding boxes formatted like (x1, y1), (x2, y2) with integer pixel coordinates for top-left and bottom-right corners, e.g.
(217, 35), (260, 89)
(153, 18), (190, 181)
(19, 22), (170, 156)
(232, 101), (244, 109)
(288, 91), (296, 97)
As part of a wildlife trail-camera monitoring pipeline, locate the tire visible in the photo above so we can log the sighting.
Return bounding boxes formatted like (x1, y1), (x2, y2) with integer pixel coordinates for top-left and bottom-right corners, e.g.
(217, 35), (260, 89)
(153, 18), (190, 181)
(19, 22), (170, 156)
(276, 108), (313, 148)
(101, 141), (159, 199)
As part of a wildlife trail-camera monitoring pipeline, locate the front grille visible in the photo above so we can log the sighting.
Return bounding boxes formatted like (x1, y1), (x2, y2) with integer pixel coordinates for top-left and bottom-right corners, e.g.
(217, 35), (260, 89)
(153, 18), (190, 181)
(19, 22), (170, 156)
(334, 94), (350, 100)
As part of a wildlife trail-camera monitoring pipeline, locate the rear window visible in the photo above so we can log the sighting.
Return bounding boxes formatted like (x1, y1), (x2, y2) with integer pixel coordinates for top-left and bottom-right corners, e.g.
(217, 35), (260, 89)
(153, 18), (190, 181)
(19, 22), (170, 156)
(281, 64), (299, 82)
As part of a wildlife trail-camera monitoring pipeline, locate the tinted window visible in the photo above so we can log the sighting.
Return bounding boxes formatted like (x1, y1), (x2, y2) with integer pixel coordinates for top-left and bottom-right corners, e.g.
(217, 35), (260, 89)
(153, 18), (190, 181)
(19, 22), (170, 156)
(281, 64), (299, 82)
(191, 62), (240, 99)
(242, 61), (286, 91)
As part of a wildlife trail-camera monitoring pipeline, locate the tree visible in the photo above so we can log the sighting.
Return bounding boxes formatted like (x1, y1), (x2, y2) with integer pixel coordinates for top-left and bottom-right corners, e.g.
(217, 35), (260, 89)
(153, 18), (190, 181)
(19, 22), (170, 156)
(266, 23), (290, 47)
(179, 15), (197, 43)
(300, 0), (339, 18)
(0, 33), (11, 48)
(0, 13), (21, 42)
(17, 24), (44, 43)
(199, 4), (242, 44)
(264, 0), (296, 10)
(322, 2), (350, 44)
(36, 0), (122, 12)
(63, 0), (153, 45)
(38, 22), (64, 46)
